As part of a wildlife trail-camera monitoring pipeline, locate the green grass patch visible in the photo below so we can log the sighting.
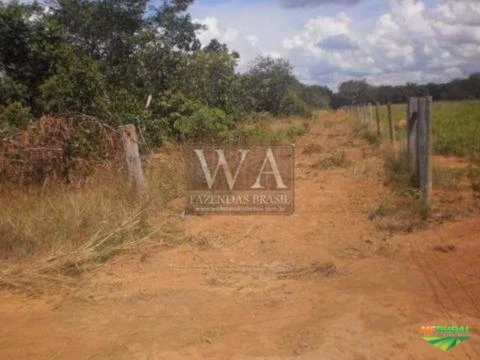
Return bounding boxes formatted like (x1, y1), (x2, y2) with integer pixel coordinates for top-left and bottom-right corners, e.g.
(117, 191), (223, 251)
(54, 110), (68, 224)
(369, 194), (394, 220)
(352, 122), (381, 146)
(227, 113), (313, 145)
(314, 151), (350, 170)
(376, 100), (480, 157)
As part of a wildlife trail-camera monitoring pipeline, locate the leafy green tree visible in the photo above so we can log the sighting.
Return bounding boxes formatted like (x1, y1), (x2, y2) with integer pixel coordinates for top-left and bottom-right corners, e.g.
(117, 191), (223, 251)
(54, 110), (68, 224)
(0, 1), (65, 111)
(299, 85), (332, 109)
(0, 75), (28, 105)
(181, 43), (237, 112)
(337, 80), (370, 104)
(139, 0), (202, 93)
(244, 56), (297, 115)
(38, 46), (106, 113)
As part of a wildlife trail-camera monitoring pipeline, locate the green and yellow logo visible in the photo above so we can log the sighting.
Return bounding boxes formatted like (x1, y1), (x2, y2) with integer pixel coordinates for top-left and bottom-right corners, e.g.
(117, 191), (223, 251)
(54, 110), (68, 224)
(420, 325), (471, 351)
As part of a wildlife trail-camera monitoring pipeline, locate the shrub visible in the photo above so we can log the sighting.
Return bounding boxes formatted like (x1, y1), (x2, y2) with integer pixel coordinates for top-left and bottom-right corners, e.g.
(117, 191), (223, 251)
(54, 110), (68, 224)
(279, 89), (312, 117)
(174, 104), (233, 142)
(146, 91), (197, 145)
(0, 76), (28, 105)
(0, 101), (32, 130)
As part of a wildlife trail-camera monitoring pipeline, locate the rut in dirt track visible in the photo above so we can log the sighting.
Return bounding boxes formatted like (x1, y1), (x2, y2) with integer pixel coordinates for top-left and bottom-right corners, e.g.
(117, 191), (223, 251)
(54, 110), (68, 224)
(0, 112), (479, 360)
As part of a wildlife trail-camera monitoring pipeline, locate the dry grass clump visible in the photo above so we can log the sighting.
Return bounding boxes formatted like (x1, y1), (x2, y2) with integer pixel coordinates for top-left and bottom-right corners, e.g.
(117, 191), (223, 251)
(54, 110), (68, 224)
(310, 151), (350, 170)
(0, 150), (186, 293)
(302, 143), (324, 155)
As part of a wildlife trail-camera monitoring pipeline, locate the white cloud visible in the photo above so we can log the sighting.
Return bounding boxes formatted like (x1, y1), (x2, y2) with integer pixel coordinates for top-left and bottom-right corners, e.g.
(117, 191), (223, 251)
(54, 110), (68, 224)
(246, 35), (260, 47)
(282, 13), (351, 51)
(194, 17), (222, 45)
(434, 0), (480, 27)
(194, 16), (255, 69)
(195, 15), (284, 71)
(279, 0), (480, 88)
(192, 0), (480, 89)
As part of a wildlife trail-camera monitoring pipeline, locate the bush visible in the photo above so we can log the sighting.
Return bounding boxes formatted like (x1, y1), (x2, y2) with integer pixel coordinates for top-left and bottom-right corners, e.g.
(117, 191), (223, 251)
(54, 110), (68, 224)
(140, 91), (196, 146)
(174, 104), (233, 142)
(279, 89), (312, 117)
(0, 101), (32, 130)
(0, 76), (28, 105)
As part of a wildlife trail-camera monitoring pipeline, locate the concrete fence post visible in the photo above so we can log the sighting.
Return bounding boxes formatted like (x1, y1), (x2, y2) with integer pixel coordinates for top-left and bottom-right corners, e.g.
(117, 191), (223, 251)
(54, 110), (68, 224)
(375, 102), (381, 136)
(407, 97), (418, 175)
(416, 96), (433, 206)
(120, 124), (146, 198)
(368, 103), (373, 125)
(387, 102), (396, 149)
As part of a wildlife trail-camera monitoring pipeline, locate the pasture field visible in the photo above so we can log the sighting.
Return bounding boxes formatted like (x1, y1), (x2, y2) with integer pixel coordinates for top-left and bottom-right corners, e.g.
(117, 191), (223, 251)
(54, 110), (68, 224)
(377, 100), (480, 157)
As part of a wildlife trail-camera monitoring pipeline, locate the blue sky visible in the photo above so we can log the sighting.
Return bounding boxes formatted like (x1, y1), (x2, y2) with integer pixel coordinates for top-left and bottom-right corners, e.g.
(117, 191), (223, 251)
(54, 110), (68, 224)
(185, 0), (480, 90)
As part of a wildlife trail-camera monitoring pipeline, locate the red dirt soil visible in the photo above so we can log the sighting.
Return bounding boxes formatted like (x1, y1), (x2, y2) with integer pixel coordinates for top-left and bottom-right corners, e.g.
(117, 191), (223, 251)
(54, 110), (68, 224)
(1, 113), (479, 359)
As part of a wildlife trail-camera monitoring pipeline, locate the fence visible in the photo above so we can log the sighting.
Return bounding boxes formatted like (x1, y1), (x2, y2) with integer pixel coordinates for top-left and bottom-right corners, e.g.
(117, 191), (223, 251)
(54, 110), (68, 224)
(345, 97), (433, 205)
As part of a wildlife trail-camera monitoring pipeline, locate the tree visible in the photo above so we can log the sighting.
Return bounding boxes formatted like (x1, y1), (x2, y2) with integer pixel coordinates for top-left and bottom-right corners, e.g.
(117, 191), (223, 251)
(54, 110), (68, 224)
(299, 85), (332, 109)
(38, 45), (106, 113)
(244, 56), (297, 114)
(337, 80), (370, 105)
(180, 41), (238, 112)
(0, 2), (65, 112)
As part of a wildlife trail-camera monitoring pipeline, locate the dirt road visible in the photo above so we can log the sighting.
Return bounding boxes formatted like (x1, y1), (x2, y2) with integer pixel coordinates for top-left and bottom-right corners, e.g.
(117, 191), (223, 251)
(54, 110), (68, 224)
(1, 113), (479, 359)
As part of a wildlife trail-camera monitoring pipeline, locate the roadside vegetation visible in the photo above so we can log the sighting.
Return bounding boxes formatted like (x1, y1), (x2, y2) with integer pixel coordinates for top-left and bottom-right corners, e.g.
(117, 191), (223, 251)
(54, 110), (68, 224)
(0, 0), (326, 280)
(0, 115), (313, 290)
(0, 1), (331, 149)
(1, 0), (479, 288)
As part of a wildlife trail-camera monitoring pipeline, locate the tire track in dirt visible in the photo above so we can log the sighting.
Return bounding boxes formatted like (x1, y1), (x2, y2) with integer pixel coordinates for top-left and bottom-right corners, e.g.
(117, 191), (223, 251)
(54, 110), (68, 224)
(433, 228), (480, 311)
(408, 234), (478, 359)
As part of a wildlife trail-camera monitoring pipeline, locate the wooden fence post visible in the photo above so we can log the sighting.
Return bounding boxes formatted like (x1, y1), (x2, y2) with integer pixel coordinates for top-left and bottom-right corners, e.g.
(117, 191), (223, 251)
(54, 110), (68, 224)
(416, 96), (432, 206)
(407, 97), (418, 175)
(387, 102), (396, 149)
(368, 103), (373, 124)
(120, 124), (145, 198)
(375, 102), (381, 136)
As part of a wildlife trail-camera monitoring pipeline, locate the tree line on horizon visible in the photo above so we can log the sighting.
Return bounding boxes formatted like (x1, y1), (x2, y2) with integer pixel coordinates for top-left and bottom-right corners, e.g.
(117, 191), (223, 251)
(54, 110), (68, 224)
(331, 74), (480, 108)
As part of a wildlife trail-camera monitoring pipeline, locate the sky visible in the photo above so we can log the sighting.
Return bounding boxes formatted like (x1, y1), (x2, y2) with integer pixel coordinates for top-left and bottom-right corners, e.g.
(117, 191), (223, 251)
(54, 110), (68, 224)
(187, 0), (480, 90)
